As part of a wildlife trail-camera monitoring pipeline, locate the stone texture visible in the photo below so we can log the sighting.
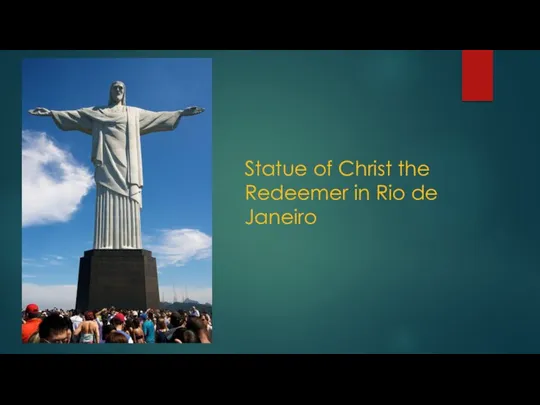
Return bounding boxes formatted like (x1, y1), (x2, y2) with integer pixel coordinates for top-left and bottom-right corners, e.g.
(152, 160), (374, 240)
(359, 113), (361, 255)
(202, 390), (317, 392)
(75, 249), (160, 311)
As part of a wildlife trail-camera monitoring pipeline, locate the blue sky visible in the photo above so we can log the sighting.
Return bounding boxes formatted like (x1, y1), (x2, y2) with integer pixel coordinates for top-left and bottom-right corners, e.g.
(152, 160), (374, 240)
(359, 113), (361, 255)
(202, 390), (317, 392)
(21, 58), (212, 308)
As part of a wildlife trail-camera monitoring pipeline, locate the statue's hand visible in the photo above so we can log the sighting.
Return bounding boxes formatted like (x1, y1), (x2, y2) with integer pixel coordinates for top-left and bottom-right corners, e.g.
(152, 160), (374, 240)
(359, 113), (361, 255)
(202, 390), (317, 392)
(28, 107), (52, 116)
(181, 106), (205, 117)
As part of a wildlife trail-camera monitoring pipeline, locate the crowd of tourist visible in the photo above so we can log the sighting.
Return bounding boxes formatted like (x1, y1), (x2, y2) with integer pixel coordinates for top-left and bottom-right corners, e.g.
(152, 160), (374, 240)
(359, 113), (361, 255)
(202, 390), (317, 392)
(21, 303), (212, 344)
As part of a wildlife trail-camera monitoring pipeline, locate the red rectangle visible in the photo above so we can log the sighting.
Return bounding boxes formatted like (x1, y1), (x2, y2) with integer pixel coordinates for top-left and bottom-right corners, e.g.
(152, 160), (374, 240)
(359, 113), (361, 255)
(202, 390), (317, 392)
(462, 50), (493, 102)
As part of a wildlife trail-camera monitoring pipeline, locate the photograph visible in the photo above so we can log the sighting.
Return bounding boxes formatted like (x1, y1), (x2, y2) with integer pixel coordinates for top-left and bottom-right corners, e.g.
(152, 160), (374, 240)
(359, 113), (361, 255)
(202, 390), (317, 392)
(21, 58), (212, 344)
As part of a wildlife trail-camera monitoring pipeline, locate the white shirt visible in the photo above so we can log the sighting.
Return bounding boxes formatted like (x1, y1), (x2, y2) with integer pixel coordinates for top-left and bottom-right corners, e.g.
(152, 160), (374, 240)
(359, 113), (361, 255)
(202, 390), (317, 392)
(70, 315), (83, 331)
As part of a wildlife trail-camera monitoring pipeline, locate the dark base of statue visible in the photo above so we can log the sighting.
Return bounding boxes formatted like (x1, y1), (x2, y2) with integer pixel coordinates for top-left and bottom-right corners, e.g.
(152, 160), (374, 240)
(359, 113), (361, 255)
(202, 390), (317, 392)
(75, 249), (160, 312)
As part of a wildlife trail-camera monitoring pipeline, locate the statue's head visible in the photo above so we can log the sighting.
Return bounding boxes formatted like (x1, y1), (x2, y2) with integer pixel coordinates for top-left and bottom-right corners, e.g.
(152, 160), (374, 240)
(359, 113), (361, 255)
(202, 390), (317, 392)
(108, 81), (126, 106)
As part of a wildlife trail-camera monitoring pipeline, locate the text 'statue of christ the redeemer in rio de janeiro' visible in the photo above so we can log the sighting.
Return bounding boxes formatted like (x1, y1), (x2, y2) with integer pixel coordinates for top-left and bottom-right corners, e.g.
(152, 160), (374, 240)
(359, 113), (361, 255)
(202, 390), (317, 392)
(28, 81), (205, 310)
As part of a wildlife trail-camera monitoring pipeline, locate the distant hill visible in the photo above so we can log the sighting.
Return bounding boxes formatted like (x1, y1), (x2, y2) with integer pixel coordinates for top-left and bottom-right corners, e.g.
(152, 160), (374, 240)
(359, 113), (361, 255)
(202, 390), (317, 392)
(160, 300), (212, 315)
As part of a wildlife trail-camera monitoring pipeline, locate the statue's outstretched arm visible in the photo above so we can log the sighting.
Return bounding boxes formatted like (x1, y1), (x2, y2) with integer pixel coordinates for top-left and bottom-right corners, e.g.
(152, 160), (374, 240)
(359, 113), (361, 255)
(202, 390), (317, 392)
(180, 106), (205, 116)
(29, 107), (92, 135)
(28, 107), (52, 116)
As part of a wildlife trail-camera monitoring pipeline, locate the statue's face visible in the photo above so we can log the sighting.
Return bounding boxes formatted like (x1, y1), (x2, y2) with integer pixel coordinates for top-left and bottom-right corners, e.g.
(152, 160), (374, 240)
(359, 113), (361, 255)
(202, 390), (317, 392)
(110, 82), (125, 104)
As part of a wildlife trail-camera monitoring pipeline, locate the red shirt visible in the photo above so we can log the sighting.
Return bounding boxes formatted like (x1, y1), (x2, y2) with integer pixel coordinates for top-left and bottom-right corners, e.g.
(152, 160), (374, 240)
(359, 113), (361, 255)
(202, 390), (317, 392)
(22, 318), (42, 343)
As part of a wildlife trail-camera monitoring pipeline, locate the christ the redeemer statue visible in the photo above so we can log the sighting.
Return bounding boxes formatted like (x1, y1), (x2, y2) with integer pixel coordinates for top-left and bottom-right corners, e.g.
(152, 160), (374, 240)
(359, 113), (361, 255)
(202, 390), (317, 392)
(29, 80), (204, 250)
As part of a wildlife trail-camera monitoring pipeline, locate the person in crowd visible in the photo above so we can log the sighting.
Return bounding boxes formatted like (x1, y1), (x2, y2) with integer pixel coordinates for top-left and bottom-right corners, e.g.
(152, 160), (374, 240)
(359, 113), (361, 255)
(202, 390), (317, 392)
(101, 324), (116, 343)
(73, 311), (100, 343)
(110, 313), (134, 343)
(189, 306), (200, 317)
(38, 313), (70, 344)
(186, 316), (211, 343)
(164, 311), (186, 342)
(70, 311), (83, 331)
(106, 331), (129, 343)
(22, 303), (42, 344)
(141, 312), (155, 343)
(131, 318), (145, 343)
(201, 312), (212, 341)
(155, 318), (168, 343)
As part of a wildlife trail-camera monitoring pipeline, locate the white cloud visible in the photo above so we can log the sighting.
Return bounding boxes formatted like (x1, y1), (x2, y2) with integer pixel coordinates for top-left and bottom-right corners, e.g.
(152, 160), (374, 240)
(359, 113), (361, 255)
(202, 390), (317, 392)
(23, 258), (40, 266)
(22, 283), (77, 310)
(22, 283), (212, 310)
(42, 255), (65, 266)
(22, 130), (93, 227)
(22, 274), (36, 279)
(23, 255), (66, 268)
(142, 233), (155, 244)
(147, 229), (212, 267)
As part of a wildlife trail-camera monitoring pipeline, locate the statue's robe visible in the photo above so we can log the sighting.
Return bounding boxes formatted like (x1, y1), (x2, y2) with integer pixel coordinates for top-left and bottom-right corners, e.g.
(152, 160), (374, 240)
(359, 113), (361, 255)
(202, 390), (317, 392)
(51, 106), (182, 249)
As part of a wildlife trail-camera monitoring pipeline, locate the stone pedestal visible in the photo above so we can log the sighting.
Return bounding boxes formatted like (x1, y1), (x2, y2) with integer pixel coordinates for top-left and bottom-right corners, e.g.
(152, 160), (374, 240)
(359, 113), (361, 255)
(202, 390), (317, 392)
(75, 249), (160, 311)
